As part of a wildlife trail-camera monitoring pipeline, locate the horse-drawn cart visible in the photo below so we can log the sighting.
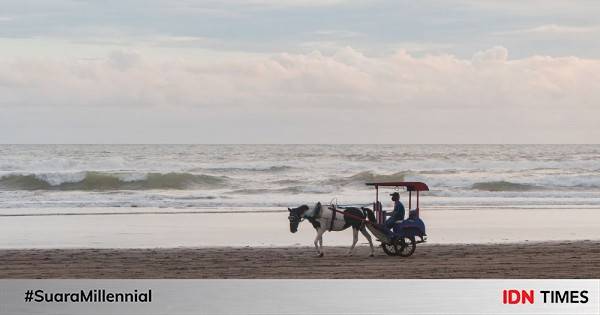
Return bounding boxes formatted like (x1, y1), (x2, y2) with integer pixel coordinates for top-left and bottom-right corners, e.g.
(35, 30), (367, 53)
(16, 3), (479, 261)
(364, 181), (429, 257)
(287, 181), (429, 257)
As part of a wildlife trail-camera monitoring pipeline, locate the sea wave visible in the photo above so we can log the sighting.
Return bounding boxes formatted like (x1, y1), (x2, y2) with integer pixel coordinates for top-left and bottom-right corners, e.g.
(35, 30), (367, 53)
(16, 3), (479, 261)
(191, 165), (294, 173)
(232, 185), (333, 195)
(471, 181), (542, 192)
(0, 172), (227, 191)
(334, 171), (407, 185)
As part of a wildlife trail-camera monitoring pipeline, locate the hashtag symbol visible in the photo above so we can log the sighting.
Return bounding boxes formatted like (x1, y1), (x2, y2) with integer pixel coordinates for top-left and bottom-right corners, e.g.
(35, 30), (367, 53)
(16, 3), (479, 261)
(24, 290), (33, 302)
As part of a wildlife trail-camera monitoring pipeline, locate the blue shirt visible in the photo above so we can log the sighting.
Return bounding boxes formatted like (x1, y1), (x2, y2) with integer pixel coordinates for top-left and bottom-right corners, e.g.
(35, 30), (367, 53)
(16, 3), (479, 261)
(384, 201), (406, 229)
(393, 201), (405, 221)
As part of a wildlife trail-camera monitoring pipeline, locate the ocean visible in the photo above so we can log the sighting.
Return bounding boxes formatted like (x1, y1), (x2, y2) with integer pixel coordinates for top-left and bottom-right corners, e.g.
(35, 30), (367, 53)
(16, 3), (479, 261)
(1, 144), (599, 212)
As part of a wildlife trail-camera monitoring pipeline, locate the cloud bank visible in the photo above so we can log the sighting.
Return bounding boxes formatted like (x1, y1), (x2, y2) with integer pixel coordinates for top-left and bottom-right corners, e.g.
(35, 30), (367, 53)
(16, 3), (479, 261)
(1, 46), (599, 143)
(1, 46), (597, 109)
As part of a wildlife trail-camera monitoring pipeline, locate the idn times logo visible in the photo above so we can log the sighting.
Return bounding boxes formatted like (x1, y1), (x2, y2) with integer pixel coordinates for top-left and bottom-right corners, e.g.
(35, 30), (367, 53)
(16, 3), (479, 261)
(502, 289), (589, 305)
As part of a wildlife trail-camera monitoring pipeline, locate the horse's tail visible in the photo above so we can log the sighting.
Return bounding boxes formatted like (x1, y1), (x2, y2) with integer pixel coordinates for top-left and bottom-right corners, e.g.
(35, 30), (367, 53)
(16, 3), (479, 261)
(361, 207), (376, 222)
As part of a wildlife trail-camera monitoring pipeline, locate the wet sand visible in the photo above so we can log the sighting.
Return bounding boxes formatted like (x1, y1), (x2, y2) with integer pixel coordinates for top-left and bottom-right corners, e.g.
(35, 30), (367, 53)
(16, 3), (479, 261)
(2, 241), (599, 278)
(3, 208), (600, 248)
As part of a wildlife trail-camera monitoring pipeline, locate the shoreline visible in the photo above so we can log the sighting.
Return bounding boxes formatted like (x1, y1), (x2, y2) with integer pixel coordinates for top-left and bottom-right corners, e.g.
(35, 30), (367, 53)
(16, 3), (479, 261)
(3, 238), (600, 250)
(2, 241), (599, 278)
(2, 208), (600, 248)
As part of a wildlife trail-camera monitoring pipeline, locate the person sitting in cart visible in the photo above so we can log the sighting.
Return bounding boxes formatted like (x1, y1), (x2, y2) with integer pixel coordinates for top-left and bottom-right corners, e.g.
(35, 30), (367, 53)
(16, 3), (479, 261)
(384, 192), (405, 229)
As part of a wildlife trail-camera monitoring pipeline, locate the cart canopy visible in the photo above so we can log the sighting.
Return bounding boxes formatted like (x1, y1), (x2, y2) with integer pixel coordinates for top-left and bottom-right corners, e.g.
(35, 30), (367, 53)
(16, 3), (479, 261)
(365, 181), (429, 191)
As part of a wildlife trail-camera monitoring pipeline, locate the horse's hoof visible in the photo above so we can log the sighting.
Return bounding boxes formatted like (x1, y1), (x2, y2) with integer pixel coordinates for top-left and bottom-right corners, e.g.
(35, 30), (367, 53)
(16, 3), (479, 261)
(369, 254), (375, 257)
(318, 253), (324, 257)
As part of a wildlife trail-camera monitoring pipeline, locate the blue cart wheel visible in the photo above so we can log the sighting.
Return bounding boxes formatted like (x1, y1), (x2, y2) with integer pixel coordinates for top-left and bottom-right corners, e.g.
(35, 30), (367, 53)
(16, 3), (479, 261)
(381, 242), (398, 256)
(397, 236), (416, 257)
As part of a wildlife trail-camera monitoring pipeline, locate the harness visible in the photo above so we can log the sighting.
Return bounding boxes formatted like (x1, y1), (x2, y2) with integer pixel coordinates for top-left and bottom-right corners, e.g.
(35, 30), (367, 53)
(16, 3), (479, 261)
(302, 202), (338, 232)
(302, 202), (322, 229)
(300, 202), (336, 231)
(302, 202), (321, 219)
(328, 205), (336, 231)
(298, 202), (368, 232)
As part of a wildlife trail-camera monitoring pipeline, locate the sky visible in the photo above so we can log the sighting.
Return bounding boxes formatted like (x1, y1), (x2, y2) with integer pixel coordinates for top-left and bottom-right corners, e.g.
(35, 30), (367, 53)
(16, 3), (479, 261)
(1, 0), (599, 144)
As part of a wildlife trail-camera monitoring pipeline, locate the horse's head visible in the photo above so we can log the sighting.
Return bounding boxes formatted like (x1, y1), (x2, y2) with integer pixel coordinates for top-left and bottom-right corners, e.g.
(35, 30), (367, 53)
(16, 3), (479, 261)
(287, 205), (309, 233)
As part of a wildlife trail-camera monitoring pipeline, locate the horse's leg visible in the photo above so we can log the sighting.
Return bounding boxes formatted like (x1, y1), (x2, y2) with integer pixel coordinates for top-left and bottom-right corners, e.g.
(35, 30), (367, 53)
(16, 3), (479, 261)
(360, 226), (375, 257)
(314, 228), (325, 257)
(313, 229), (320, 255)
(348, 227), (359, 256)
(318, 229), (324, 257)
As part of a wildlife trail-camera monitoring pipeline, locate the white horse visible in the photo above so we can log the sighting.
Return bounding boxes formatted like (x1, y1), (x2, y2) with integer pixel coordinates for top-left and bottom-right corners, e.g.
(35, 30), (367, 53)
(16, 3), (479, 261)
(288, 202), (376, 257)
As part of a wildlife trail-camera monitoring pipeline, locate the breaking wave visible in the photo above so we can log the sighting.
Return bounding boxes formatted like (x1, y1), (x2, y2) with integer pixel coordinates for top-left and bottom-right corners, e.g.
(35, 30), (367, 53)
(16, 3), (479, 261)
(471, 181), (542, 192)
(342, 171), (406, 184)
(191, 165), (294, 173)
(317, 171), (407, 187)
(0, 172), (227, 191)
(232, 186), (332, 195)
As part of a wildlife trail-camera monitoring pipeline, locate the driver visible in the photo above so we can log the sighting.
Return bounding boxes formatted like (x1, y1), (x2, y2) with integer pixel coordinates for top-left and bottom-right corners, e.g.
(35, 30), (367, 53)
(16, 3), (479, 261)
(384, 192), (405, 229)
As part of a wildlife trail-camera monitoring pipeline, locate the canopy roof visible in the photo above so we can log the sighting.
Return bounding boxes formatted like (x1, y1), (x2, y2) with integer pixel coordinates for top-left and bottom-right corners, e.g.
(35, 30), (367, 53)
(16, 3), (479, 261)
(365, 181), (429, 191)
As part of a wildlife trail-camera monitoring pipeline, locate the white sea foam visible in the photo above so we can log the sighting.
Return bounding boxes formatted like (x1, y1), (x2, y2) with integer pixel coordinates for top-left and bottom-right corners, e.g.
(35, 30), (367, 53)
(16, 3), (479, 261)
(33, 172), (88, 186)
(0, 144), (599, 211)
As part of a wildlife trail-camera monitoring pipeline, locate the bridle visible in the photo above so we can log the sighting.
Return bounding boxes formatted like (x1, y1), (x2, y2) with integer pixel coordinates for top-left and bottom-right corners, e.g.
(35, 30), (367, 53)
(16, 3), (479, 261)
(288, 212), (305, 224)
(289, 203), (323, 230)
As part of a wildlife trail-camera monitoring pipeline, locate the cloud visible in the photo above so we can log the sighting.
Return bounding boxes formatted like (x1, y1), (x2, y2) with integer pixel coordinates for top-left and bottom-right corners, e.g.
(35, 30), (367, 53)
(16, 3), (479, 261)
(472, 46), (508, 63)
(222, 0), (358, 8)
(496, 24), (600, 36)
(1, 46), (598, 110)
(455, 0), (600, 16)
(107, 50), (142, 70)
(2, 0), (600, 60)
(312, 30), (363, 39)
(1, 46), (599, 143)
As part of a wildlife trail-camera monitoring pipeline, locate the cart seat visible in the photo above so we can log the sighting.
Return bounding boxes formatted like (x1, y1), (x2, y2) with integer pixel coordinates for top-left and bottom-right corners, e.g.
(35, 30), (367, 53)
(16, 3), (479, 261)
(393, 210), (417, 223)
(408, 209), (418, 219)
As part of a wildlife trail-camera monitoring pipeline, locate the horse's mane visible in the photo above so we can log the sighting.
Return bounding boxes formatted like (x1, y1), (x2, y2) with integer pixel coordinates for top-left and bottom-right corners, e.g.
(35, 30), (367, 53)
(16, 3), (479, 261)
(306, 202), (321, 229)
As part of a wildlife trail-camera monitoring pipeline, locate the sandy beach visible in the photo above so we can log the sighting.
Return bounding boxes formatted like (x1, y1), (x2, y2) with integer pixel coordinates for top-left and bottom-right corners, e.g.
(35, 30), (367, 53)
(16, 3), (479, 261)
(2, 207), (600, 279)
(2, 241), (599, 278)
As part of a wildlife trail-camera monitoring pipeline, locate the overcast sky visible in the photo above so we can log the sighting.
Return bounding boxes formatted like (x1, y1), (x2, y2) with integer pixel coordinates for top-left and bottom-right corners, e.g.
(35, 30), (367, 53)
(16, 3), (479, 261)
(1, 0), (599, 143)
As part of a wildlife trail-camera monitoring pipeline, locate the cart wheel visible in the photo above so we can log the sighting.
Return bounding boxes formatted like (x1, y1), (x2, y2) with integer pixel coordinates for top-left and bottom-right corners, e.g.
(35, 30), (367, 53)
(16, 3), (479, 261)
(381, 243), (398, 256)
(397, 236), (416, 257)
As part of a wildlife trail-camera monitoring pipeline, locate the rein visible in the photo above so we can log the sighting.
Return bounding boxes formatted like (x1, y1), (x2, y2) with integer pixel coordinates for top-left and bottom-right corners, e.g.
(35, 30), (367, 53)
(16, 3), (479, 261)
(336, 203), (373, 209)
(330, 206), (372, 223)
(328, 205), (336, 231)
